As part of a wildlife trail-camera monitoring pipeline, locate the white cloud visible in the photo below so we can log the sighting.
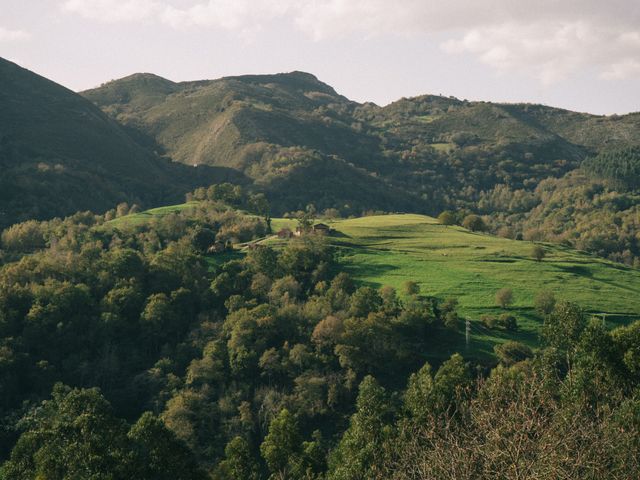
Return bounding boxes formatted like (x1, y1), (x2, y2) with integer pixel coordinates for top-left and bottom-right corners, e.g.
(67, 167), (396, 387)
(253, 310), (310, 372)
(58, 0), (640, 83)
(0, 27), (31, 42)
(62, 0), (161, 23)
(160, 0), (295, 30)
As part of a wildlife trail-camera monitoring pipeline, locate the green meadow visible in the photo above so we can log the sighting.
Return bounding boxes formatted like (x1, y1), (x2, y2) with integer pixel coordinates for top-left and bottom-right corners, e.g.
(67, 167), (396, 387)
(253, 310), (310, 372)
(106, 202), (199, 227)
(113, 206), (640, 359)
(313, 214), (640, 358)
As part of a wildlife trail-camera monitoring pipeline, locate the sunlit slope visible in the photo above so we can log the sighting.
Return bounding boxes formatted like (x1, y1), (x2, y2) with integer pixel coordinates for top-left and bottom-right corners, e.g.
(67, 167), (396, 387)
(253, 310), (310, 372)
(329, 214), (640, 317)
(112, 206), (640, 358)
(323, 214), (640, 357)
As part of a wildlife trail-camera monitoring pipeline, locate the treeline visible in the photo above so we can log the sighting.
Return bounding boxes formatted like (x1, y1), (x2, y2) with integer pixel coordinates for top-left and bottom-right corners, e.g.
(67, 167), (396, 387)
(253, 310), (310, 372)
(582, 147), (640, 190)
(478, 171), (640, 266)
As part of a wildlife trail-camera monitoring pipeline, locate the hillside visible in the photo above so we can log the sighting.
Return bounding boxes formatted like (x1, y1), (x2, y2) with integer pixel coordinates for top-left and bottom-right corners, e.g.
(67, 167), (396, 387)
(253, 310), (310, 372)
(0, 58), (243, 229)
(111, 203), (640, 359)
(82, 70), (640, 224)
(323, 214), (640, 357)
(82, 71), (418, 214)
(2, 192), (639, 478)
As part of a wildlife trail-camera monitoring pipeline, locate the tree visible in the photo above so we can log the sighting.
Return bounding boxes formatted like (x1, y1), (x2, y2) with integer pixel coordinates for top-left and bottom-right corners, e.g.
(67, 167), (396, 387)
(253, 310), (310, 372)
(429, 354), (471, 413)
(349, 287), (383, 317)
(190, 227), (217, 253)
(403, 280), (420, 297)
(141, 293), (176, 344)
(437, 211), (456, 226)
(534, 290), (556, 316)
(297, 206), (316, 233)
(260, 409), (302, 477)
(116, 202), (130, 217)
(128, 412), (207, 480)
(531, 244), (546, 262)
(462, 214), (486, 232)
(404, 362), (434, 423)
(1, 220), (47, 252)
(248, 193), (270, 220)
(217, 436), (260, 480)
(495, 288), (514, 309)
(328, 376), (392, 480)
(542, 301), (587, 355)
(0, 385), (135, 479)
(268, 275), (301, 304)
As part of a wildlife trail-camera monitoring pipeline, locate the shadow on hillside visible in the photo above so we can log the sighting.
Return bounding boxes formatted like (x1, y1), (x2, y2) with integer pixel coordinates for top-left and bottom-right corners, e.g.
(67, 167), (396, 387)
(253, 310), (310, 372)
(555, 264), (593, 277)
(341, 262), (400, 288)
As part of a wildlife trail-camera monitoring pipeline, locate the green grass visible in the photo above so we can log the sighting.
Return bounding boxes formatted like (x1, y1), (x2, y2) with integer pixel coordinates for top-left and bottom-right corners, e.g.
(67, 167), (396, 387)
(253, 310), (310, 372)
(415, 115), (439, 123)
(430, 142), (456, 153)
(106, 202), (200, 227)
(107, 205), (640, 360)
(307, 214), (640, 359)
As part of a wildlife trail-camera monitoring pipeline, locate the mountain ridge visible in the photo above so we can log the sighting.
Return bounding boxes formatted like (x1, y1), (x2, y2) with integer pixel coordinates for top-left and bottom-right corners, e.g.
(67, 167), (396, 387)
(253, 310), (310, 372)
(0, 57), (245, 229)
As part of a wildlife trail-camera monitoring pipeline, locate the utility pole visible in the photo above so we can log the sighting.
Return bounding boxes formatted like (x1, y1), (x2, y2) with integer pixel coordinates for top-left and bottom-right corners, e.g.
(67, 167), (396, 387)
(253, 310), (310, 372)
(465, 319), (470, 351)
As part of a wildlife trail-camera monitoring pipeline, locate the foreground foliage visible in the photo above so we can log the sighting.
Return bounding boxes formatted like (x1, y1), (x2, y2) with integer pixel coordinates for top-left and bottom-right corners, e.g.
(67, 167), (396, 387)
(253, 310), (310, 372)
(0, 192), (638, 479)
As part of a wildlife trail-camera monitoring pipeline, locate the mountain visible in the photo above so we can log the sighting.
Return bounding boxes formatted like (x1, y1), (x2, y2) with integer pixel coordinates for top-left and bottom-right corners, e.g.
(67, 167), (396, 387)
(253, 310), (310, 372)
(0, 58), (243, 229)
(82, 71), (640, 216)
(82, 71), (416, 214)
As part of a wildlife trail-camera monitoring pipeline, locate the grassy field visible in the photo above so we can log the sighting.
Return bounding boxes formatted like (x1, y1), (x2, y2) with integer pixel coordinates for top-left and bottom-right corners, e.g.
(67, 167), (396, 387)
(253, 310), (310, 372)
(111, 205), (640, 359)
(282, 214), (640, 359)
(106, 202), (200, 227)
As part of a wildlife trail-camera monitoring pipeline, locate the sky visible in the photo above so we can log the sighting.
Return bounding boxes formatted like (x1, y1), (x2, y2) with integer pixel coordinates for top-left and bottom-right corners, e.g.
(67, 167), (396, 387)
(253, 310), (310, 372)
(1, 0), (640, 115)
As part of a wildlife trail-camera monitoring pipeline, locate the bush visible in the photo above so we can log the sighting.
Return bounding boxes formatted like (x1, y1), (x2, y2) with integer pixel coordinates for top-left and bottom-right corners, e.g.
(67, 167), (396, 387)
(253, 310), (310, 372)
(531, 244), (546, 262)
(437, 211), (456, 226)
(498, 314), (518, 331)
(494, 341), (533, 366)
(403, 280), (420, 296)
(462, 215), (486, 232)
(481, 315), (497, 329)
(495, 288), (514, 309)
(534, 290), (556, 316)
(444, 311), (460, 331)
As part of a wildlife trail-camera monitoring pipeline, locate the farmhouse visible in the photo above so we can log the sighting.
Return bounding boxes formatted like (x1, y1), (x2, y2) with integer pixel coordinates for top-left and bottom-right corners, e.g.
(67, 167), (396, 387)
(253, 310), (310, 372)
(277, 228), (294, 239)
(294, 223), (334, 237)
(312, 223), (331, 235)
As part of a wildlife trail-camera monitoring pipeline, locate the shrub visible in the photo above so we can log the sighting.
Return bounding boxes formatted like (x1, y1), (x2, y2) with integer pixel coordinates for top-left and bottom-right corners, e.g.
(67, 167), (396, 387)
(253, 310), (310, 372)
(481, 315), (497, 329)
(498, 314), (518, 332)
(531, 244), (546, 262)
(534, 290), (556, 316)
(494, 341), (533, 366)
(495, 288), (514, 309)
(437, 211), (456, 226)
(403, 280), (420, 296)
(462, 215), (486, 232)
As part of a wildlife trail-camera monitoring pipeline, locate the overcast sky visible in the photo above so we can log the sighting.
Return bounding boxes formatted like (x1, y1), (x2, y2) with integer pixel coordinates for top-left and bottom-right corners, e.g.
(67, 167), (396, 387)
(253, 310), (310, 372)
(2, 0), (640, 114)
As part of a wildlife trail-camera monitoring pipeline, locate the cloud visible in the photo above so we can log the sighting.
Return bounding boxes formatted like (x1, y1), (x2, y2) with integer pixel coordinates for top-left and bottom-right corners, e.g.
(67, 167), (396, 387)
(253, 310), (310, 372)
(0, 27), (31, 42)
(58, 0), (640, 82)
(61, 0), (161, 23)
(160, 0), (295, 30)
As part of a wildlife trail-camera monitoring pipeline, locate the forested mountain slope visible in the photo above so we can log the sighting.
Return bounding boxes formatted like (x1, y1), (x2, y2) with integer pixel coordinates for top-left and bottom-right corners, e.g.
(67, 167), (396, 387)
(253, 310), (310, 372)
(0, 58), (243, 229)
(83, 70), (640, 224)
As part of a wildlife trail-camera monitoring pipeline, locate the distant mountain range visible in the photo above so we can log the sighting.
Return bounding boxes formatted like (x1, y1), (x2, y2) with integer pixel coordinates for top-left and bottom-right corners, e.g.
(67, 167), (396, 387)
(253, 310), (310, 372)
(2, 56), (640, 228)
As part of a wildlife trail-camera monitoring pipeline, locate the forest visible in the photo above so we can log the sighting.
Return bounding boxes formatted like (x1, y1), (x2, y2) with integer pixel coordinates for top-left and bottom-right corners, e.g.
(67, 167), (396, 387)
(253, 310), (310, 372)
(0, 187), (638, 479)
